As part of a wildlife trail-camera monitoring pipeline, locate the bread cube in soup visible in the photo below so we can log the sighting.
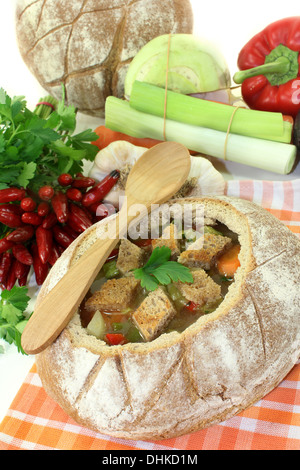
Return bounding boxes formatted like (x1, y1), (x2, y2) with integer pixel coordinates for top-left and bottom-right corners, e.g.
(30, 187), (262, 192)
(132, 287), (177, 341)
(178, 233), (231, 270)
(116, 238), (144, 274)
(85, 277), (140, 313)
(151, 224), (181, 258)
(176, 269), (221, 305)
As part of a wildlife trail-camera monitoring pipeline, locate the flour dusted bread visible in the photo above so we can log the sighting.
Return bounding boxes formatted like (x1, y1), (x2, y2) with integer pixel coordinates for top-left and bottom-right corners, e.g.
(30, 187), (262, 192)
(35, 197), (300, 440)
(15, 0), (193, 117)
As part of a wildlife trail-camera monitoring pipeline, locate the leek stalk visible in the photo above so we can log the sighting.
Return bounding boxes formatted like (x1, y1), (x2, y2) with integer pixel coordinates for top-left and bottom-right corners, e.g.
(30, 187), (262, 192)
(34, 95), (57, 119)
(130, 81), (292, 143)
(105, 97), (297, 175)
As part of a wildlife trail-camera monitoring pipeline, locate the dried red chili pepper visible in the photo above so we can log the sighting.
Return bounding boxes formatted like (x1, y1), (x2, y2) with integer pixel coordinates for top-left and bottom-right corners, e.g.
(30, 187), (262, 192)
(42, 212), (57, 229)
(66, 214), (83, 233)
(0, 252), (13, 284)
(37, 202), (50, 217)
(18, 265), (30, 286)
(81, 170), (120, 207)
(6, 225), (35, 243)
(12, 244), (33, 266)
(48, 243), (61, 266)
(21, 212), (43, 226)
(67, 204), (92, 233)
(14, 259), (29, 279)
(0, 238), (15, 254)
(63, 224), (78, 240)
(58, 173), (73, 186)
(0, 204), (23, 215)
(78, 204), (93, 221)
(70, 203), (92, 223)
(233, 17), (300, 117)
(31, 243), (49, 285)
(20, 197), (37, 212)
(0, 209), (23, 228)
(6, 259), (18, 290)
(38, 185), (54, 201)
(66, 187), (82, 202)
(71, 175), (95, 189)
(0, 187), (26, 203)
(51, 191), (69, 223)
(36, 226), (53, 264)
(52, 225), (74, 248)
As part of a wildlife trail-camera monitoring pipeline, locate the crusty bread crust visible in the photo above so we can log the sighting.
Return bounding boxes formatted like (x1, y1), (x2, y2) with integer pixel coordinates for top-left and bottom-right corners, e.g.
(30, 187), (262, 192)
(35, 197), (300, 440)
(15, 0), (193, 116)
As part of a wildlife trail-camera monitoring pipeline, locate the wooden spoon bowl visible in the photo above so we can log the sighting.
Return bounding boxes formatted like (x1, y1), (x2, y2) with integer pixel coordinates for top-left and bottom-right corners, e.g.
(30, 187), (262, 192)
(21, 141), (191, 354)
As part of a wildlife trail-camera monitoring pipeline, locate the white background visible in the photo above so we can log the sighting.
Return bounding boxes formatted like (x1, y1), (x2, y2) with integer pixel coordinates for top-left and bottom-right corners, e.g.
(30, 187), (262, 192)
(0, 1), (300, 424)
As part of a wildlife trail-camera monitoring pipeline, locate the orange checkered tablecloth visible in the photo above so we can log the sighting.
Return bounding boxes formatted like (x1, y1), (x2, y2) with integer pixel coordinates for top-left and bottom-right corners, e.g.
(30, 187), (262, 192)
(0, 179), (299, 451)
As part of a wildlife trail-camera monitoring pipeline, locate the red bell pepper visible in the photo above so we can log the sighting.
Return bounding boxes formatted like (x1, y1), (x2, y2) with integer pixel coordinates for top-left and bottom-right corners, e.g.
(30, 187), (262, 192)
(186, 301), (200, 312)
(105, 333), (127, 345)
(233, 17), (300, 117)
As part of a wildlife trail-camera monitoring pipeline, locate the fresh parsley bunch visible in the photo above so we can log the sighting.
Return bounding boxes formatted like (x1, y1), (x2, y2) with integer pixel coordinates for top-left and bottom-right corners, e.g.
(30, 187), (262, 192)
(134, 246), (193, 291)
(0, 87), (98, 192)
(0, 286), (31, 354)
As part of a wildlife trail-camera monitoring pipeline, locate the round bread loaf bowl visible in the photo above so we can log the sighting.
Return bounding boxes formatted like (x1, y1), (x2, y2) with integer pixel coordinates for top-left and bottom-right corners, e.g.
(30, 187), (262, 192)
(35, 196), (300, 440)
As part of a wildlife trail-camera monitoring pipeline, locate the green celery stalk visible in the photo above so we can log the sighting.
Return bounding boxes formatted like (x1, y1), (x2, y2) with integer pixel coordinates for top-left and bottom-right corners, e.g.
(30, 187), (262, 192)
(130, 81), (292, 143)
(103, 261), (120, 279)
(105, 97), (297, 175)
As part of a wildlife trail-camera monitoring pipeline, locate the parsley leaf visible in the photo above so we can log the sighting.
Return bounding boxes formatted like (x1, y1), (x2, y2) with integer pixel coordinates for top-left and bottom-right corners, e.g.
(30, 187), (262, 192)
(0, 87), (98, 190)
(134, 246), (193, 291)
(0, 286), (32, 354)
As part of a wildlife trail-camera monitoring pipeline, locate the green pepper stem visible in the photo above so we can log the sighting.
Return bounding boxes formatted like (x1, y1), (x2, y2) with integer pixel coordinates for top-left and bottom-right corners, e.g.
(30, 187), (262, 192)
(233, 44), (299, 87)
(233, 57), (290, 84)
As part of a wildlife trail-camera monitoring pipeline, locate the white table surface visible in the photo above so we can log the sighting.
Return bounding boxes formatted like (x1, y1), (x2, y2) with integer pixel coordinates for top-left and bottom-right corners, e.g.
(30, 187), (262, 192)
(1, 0), (300, 425)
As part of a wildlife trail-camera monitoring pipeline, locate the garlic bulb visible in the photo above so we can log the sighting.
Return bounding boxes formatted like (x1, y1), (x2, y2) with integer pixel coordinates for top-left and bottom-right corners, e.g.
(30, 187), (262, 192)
(187, 156), (226, 196)
(89, 141), (225, 207)
(89, 141), (146, 207)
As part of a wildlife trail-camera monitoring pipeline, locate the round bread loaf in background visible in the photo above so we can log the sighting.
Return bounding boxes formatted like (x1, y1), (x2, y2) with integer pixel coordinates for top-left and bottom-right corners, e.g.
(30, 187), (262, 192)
(15, 0), (194, 117)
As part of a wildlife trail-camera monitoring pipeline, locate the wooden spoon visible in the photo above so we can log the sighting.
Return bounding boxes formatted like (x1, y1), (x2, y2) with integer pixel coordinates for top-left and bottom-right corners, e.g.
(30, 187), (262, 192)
(21, 141), (191, 354)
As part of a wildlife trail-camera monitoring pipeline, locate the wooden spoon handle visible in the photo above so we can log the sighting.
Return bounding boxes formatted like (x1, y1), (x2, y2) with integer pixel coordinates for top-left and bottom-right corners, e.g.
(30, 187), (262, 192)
(21, 200), (149, 354)
(21, 233), (119, 354)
